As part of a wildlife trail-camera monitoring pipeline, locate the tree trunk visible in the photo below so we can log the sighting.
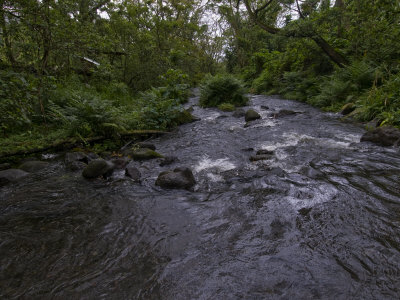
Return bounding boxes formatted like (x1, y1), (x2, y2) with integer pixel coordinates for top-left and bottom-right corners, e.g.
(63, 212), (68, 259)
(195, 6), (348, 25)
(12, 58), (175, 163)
(0, 1), (16, 66)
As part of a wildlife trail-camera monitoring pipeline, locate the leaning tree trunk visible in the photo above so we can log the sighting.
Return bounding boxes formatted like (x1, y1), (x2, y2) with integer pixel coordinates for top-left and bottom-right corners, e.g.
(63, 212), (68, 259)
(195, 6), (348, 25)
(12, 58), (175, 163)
(242, 0), (348, 68)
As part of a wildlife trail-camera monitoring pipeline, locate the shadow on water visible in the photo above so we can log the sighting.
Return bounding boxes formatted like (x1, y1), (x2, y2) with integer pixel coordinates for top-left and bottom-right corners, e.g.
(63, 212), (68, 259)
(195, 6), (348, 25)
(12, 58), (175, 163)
(1, 94), (400, 299)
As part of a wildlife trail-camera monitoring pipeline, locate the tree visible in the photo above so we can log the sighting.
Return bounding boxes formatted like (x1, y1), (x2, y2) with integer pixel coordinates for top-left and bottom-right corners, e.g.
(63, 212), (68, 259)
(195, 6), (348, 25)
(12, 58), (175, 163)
(242, 0), (348, 67)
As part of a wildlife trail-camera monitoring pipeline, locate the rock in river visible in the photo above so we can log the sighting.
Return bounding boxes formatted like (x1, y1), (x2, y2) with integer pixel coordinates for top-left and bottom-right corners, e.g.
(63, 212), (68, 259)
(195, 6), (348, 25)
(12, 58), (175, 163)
(245, 109), (261, 122)
(155, 167), (196, 190)
(82, 159), (114, 179)
(0, 169), (29, 187)
(19, 161), (50, 173)
(360, 127), (400, 147)
(125, 162), (141, 182)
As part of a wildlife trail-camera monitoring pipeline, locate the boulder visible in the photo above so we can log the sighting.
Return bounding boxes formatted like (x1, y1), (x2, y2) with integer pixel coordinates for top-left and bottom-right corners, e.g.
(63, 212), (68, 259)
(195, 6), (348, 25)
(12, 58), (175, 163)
(233, 108), (246, 118)
(155, 167), (196, 190)
(82, 159), (114, 179)
(65, 152), (88, 170)
(340, 103), (356, 115)
(245, 109), (261, 122)
(360, 127), (400, 147)
(134, 142), (156, 151)
(129, 148), (163, 160)
(0, 169), (29, 187)
(125, 162), (141, 182)
(19, 161), (50, 173)
(159, 156), (179, 167)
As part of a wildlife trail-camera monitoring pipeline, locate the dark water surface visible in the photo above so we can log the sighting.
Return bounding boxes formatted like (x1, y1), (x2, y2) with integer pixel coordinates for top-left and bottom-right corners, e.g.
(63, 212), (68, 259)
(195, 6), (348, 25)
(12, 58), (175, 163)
(1, 94), (400, 299)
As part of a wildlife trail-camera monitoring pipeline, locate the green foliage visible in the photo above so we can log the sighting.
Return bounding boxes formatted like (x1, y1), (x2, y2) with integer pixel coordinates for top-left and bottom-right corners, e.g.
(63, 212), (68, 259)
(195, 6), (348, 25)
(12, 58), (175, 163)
(308, 60), (377, 109)
(357, 73), (400, 125)
(218, 103), (236, 112)
(0, 70), (35, 134)
(199, 74), (248, 107)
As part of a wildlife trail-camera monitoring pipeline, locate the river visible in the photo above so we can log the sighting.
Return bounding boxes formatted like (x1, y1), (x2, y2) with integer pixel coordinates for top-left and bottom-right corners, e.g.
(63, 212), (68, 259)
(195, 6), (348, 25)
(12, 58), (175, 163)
(1, 93), (400, 299)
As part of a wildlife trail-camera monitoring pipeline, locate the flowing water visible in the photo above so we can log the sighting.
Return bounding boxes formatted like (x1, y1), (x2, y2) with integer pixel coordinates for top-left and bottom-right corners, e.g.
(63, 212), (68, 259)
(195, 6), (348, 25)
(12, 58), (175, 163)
(1, 93), (400, 299)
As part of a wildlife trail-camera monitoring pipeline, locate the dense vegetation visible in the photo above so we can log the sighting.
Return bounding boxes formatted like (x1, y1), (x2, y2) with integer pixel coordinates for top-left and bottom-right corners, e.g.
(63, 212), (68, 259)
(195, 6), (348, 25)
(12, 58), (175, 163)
(0, 0), (223, 155)
(1, 0), (400, 157)
(221, 0), (400, 125)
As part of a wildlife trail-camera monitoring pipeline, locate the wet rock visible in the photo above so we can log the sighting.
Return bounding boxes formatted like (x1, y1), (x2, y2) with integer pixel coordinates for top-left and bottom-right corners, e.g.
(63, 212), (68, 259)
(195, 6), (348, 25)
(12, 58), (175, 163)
(271, 109), (298, 118)
(260, 105), (269, 110)
(19, 161), (50, 173)
(256, 149), (274, 155)
(135, 142), (156, 151)
(0, 163), (11, 171)
(245, 109), (261, 122)
(341, 103), (356, 115)
(242, 148), (254, 152)
(233, 108), (246, 118)
(110, 157), (130, 169)
(0, 169), (29, 186)
(129, 148), (163, 160)
(65, 152), (88, 170)
(155, 167), (196, 190)
(250, 154), (273, 162)
(87, 152), (100, 161)
(360, 127), (400, 147)
(82, 159), (114, 179)
(159, 156), (179, 167)
(125, 162), (141, 182)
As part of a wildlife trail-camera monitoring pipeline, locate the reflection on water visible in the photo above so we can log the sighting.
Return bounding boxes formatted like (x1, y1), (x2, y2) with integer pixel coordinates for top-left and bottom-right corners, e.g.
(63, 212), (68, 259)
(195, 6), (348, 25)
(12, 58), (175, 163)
(1, 94), (400, 299)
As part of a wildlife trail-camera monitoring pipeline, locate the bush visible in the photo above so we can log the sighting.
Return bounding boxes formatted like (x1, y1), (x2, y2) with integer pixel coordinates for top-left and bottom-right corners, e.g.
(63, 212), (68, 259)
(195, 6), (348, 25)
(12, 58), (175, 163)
(199, 74), (248, 107)
(356, 72), (400, 125)
(308, 60), (378, 109)
(218, 103), (236, 111)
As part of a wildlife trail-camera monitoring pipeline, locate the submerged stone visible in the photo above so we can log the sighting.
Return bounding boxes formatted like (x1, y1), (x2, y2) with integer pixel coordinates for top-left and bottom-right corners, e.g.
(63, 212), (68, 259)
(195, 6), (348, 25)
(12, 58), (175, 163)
(159, 156), (179, 167)
(233, 108), (246, 118)
(19, 161), (50, 173)
(271, 109), (298, 118)
(0, 169), (29, 186)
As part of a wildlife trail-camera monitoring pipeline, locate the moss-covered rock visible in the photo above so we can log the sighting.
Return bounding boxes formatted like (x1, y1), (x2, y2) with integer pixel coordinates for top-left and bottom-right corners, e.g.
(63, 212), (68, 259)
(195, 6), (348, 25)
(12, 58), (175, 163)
(129, 148), (163, 160)
(245, 109), (261, 122)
